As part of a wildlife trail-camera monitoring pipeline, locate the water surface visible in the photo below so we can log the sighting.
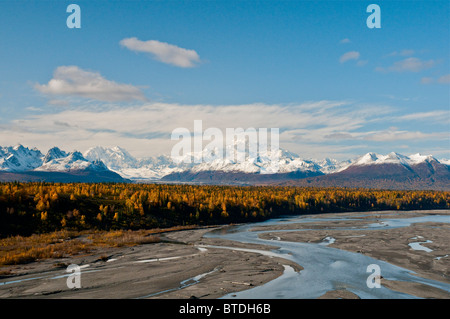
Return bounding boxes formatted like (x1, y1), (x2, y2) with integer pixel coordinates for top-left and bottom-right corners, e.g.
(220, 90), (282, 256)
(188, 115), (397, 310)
(203, 210), (450, 299)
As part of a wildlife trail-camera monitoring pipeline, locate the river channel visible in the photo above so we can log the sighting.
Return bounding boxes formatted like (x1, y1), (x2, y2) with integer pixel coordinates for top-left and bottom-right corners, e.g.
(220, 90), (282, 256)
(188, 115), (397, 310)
(202, 211), (450, 299)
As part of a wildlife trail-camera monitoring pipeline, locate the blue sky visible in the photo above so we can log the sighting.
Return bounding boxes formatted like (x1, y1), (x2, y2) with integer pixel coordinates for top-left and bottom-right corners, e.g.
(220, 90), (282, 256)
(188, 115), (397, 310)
(0, 0), (449, 159)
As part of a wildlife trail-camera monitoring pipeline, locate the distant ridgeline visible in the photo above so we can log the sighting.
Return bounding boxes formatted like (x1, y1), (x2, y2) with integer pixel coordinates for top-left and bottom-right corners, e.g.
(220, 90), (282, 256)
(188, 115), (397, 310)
(1, 145), (449, 190)
(0, 182), (448, 237)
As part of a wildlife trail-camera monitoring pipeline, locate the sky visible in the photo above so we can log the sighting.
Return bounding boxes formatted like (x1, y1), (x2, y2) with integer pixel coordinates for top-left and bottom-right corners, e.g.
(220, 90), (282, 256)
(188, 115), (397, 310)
(0, 0), (449, 160)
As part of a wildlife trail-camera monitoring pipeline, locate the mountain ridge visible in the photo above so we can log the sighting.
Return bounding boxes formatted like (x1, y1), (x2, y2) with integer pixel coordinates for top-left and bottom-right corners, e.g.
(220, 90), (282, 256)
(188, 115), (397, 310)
(0, 145), (127, 183)
(0, 144), (448, 189)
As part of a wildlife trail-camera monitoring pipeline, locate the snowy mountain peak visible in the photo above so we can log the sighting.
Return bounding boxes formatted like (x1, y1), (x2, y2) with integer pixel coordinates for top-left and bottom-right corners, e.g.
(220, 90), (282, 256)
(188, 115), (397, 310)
(84, 146), (138, 170)
(37, 150), (108, 172)
(80, 146), (450, 181)
(110, 146), (129, 153)
(408, 153), (437, 164)
(67, 151), (85, 161)
(382, 152), (410, 165)
(91, 159), (109, 171)
(1, 144), (448, 181)
(354, 152), (380, 165)
(12, 144), (25, 151)
(0, 145), (43, 172)
(43, 147), (67, 164)
(315, 158), (352, 174)
(350, 152), (441, 168)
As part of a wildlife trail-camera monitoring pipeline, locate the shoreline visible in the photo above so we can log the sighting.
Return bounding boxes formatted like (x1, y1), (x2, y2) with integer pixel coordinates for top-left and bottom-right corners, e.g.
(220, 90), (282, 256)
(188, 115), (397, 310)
(0, 225), (298, 299)
(0, 209), (449, 299)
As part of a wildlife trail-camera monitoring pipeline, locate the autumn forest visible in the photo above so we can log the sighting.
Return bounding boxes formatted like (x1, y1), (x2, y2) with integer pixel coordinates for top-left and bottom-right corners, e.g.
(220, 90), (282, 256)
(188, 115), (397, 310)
(1, 182), (449, 238)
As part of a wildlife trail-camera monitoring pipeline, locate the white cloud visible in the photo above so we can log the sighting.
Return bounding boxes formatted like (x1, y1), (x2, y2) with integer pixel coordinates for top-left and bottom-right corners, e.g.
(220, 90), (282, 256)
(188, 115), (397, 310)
(356, 60), (368, 67)
(35, 66), (147, 102)
(25, 106), (43, 112)
(420, 74), (450, 85)
(120, 37), (201, 68)
(47, 99), (70, 106)
(339, 51), (360, 63)
(421, 77), (434, 84)
(376, 57), (435, 73)
(387, 49), (415, 57)
(363, 130), (445, 142)
(339, 38), (351, 44)
(383, 95), (418, 102)
(324, 132), (353, 139)
(1, 100), (380, 157)
(3, 101), (446, 159)
(398, 110), (449, 124)
(437, 74), (450, 84)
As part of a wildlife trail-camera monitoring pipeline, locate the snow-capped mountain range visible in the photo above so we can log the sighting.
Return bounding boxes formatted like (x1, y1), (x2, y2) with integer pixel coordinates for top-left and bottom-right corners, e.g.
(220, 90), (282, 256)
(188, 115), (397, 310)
(0, 145), (109, 173)
(83, 145), (353, 180)
(351, 152), (441, 167)
(85, 146), (450, 182)
(0, 144), (448, 183)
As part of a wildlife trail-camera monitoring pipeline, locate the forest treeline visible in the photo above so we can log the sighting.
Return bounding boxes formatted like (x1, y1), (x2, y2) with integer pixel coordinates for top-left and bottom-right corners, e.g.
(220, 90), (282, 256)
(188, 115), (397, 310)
(0, 182), (449, 237)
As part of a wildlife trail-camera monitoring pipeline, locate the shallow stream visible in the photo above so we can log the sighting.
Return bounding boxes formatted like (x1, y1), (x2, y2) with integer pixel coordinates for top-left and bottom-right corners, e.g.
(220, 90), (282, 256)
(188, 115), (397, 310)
(203, 211), (450, 299)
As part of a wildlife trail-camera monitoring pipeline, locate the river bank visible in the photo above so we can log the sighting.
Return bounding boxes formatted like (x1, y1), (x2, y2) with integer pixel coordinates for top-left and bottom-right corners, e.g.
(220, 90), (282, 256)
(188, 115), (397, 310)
(0, 210), (449, 299)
